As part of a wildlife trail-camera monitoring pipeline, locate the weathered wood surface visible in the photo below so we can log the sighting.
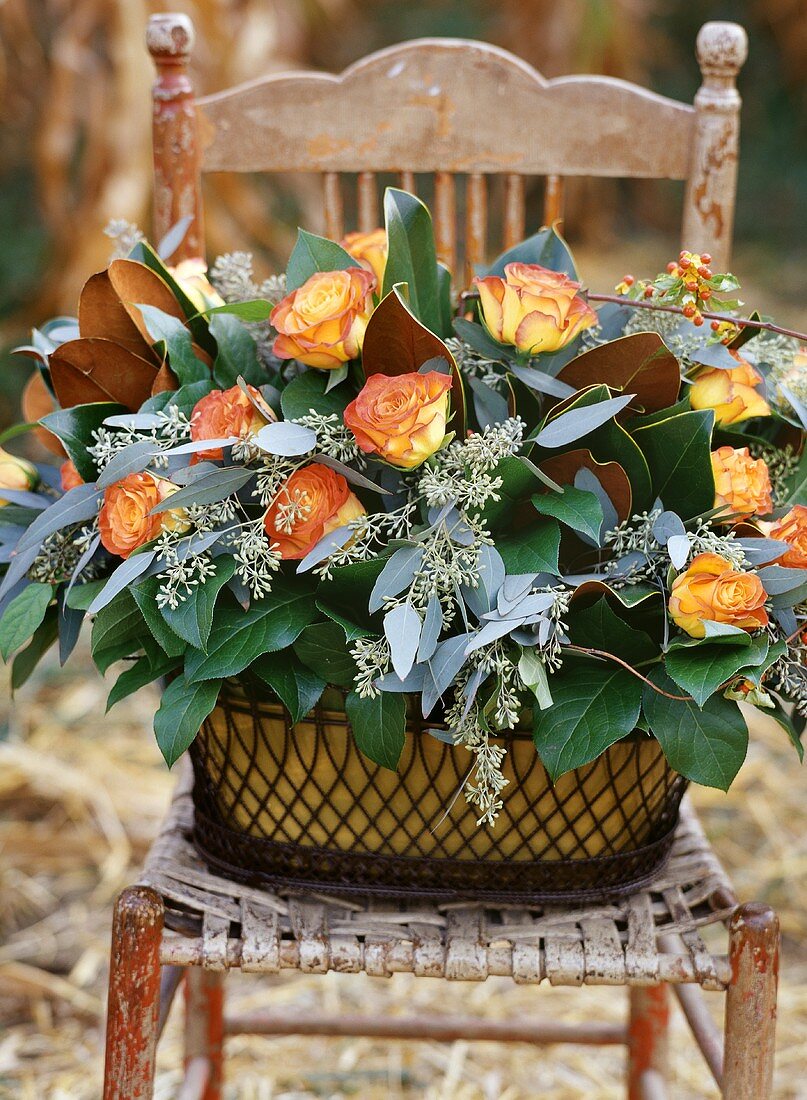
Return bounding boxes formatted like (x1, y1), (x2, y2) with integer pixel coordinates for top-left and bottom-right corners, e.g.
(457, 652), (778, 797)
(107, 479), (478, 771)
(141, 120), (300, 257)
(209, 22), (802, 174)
(141, 761), (737, 988)
(195, 39), (696, 178)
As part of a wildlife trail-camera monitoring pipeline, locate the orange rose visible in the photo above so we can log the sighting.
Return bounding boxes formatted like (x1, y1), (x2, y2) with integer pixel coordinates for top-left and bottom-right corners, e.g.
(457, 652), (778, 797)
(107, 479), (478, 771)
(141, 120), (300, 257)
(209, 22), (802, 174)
(0, 447), (38, 503)
(668, 552), (769, 639)
(340, 228), (387, 284)
(60, 460), (83, 492)
(765, 505), (807, 568)
(99, 472), (189, 559)
(169, 257), (225, 311)
(711, 446), (773, 521)
(264, 463), (365, 560)
(191, 384), (270, 461)
(473, 262), (597, 355)
(271, 268), (376, 370)
(344, 371), (452, 470)
(690, 350), (771, 425)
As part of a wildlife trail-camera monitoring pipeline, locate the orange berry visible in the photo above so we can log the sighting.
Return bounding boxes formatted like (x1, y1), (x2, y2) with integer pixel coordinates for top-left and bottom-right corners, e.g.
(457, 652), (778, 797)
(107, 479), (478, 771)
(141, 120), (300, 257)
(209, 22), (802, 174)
(701, 288), (712, 300)
(623, 274), (635, 286)
(683, 304), (695, 317)
(643, 286), (654, 298)
(711, 320), (720, 331)
(686, 280), (698, 292)
(698, 265), (711, 278)
(667, 261), (678, 273)
(701, 253), (712, 264)
(693, 314), (704, 327)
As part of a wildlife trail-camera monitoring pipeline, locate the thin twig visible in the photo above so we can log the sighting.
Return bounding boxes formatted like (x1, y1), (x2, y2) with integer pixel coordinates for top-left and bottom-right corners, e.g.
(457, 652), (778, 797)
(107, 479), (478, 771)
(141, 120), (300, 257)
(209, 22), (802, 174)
(458, 288), (807, 344)
(564, 644), (693, 701)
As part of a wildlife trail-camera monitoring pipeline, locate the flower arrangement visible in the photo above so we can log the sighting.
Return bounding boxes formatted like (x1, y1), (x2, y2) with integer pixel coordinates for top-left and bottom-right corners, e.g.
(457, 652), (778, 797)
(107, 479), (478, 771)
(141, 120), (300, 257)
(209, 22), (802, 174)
(3, 190), (805, 829)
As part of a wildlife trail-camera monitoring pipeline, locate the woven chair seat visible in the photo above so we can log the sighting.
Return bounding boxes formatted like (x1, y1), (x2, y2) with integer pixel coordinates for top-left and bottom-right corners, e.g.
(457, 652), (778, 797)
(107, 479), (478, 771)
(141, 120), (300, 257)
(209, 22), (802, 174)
(141, 761), (737, 991)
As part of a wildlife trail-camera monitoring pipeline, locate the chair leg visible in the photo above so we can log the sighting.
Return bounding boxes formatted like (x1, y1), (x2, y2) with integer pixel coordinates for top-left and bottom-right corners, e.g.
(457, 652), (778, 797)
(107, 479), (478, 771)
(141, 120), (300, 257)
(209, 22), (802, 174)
(627, 985), (669, 1100)
(184, 969), (225, 1100)
(103, 886), (164, 1100)
(722, 903), (779, 1100)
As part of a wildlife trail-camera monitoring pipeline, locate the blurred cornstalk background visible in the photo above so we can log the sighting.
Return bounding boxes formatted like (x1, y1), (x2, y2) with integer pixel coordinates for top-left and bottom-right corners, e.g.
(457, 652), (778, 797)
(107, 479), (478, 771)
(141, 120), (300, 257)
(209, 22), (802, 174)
(2, 0), (807, 429)
(1, 2), (807, 1096)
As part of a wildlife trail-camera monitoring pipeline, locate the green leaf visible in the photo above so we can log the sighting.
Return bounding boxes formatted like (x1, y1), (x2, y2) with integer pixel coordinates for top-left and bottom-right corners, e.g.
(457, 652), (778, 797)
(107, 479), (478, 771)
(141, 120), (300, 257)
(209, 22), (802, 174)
(294, 620), (357, 686)
(142, 379), (214, 417)
(280, 369), (353, 421)
(286, 229), (356, 292)
(633, 409), (716, 519)
(478, 456), (544, 528)
(531, 486), (604, 543)
(153, 673), (222, 766)
(11, 608), (58, 690)
(315, 599), (373, 642)
(486, 224), (578, 280)
(642, 667), (748, 789)
(209, 313), (265, 388)
(127, 240), (214, 352)
(253, 649), (326, 723)
(0, 583), (54, 660)
(65, 579), (108, 610)
(137, 304), (208, 385)
(204, 299), (274, 322)
(518, 647), (552, 709)
(159, 558), (235, 651)
(130, 577), (186, 657)
(185, 579), (316, 681)
(767, 696), (804, 762)
(665, 635), (769, 707)
(345, 689), (406, 770)
(568, 597), (659, 665)
(532, 662), (642, 779)
(382, 189), (444, 336)
(782, 447), (807, 506)
(107, 648), (182, 711)
(497, 520), (561, 575)
(90, 591), (147, 673)
(40, 403), (126, 481)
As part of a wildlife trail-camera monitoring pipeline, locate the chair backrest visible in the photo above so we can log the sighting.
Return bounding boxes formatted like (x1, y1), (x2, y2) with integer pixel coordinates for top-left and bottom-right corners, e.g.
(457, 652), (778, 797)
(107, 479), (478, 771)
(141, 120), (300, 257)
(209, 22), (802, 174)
(146, 16), (747, 281)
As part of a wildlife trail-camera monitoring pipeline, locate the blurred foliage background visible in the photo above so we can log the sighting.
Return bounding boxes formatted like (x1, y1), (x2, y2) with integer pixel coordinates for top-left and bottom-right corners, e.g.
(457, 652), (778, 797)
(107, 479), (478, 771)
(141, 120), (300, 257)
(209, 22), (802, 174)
(1, 0), (806, 428)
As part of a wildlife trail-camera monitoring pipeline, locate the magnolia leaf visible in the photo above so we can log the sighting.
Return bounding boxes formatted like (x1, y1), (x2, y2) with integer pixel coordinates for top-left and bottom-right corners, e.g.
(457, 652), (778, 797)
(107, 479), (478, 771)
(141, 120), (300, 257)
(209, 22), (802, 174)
(77, 270), (151, 357)
(557, 332), (680, 414)
(382, 188), (444, 336)
(633, 410), (716, 519)
(106, 258), (186, 343)
(286, 229), (356, 292)
(531, 485), (604, 543)
(49, 338), (158, 412)
(539, 449), (632, 523)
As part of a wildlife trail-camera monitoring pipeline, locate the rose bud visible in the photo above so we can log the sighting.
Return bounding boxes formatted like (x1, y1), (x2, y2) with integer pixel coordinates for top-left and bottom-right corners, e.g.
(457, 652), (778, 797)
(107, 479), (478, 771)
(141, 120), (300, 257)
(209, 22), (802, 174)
(344, 370), (452, 470)
(99, 472), (189, 559)
(271, 268), (376, 370)
(473, 262), (597, 355)
(340, 228), (388, 285)
(711, 446), (773, 521)
(0, 447), (39, 504)
(191, 384), (272, 462)
(690, 350), (771, 425)
(668, 552), (769, 639)
(264, 463), (365, 560)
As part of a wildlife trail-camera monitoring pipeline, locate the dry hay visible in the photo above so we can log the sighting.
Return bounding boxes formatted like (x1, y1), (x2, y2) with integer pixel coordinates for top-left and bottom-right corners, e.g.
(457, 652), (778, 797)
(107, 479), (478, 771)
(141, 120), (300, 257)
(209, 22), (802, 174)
(0, 644), (805, 1099)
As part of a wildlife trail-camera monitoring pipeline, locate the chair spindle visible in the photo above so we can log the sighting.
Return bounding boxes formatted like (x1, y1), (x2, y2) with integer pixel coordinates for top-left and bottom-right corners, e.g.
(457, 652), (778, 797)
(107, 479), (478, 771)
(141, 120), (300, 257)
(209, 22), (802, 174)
(543, 175), (565, 229)
(465, 173), (487, 287)
(433, 171), (457, 274)
(323, 173), (344, 240)
(357, 172), (378, 231)
(503, 174), (525, 250)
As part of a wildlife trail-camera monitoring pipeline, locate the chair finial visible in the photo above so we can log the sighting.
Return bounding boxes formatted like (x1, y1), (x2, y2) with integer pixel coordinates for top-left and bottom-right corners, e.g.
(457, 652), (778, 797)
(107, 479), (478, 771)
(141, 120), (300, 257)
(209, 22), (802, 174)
(695, 22), (748, 78)
(146, 13), (195, 61)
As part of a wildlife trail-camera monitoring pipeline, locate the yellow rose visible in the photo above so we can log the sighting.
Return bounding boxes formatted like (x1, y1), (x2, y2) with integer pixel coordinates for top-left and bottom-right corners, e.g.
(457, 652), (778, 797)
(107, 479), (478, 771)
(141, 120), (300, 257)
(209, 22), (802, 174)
(191, 383), (271, 461)
(344, 371), (452, 469)
(668, 552), (769, 639)
(711, 446), (773, 521)
(169, 258), (225, 311)
(340, 228), (387, 285)
(271, 268), (376, 370)
(764, 505), (807, 569)
(0, 448), (38, 504)
(690, 350), (771, 425)
(99, 472), (189, 559)
(264, 463), (365, 560)
(473, 262), (597, 355)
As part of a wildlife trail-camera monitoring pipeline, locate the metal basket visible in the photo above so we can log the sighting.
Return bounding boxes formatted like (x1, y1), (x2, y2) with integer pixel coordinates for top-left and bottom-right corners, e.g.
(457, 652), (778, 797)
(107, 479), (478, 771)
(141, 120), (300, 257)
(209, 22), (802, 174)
(189, 681), (688, 903)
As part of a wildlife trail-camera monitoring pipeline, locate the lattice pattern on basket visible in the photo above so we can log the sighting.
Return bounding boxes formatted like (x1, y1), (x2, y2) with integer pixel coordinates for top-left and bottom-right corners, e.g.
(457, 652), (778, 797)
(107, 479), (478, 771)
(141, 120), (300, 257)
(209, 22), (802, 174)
(189, 682), (688, 902)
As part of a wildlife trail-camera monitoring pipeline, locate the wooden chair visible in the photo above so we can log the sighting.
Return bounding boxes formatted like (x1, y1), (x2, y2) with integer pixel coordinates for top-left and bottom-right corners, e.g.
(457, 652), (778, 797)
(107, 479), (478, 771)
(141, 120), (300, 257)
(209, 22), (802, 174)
(102, 16), (781, 1100)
